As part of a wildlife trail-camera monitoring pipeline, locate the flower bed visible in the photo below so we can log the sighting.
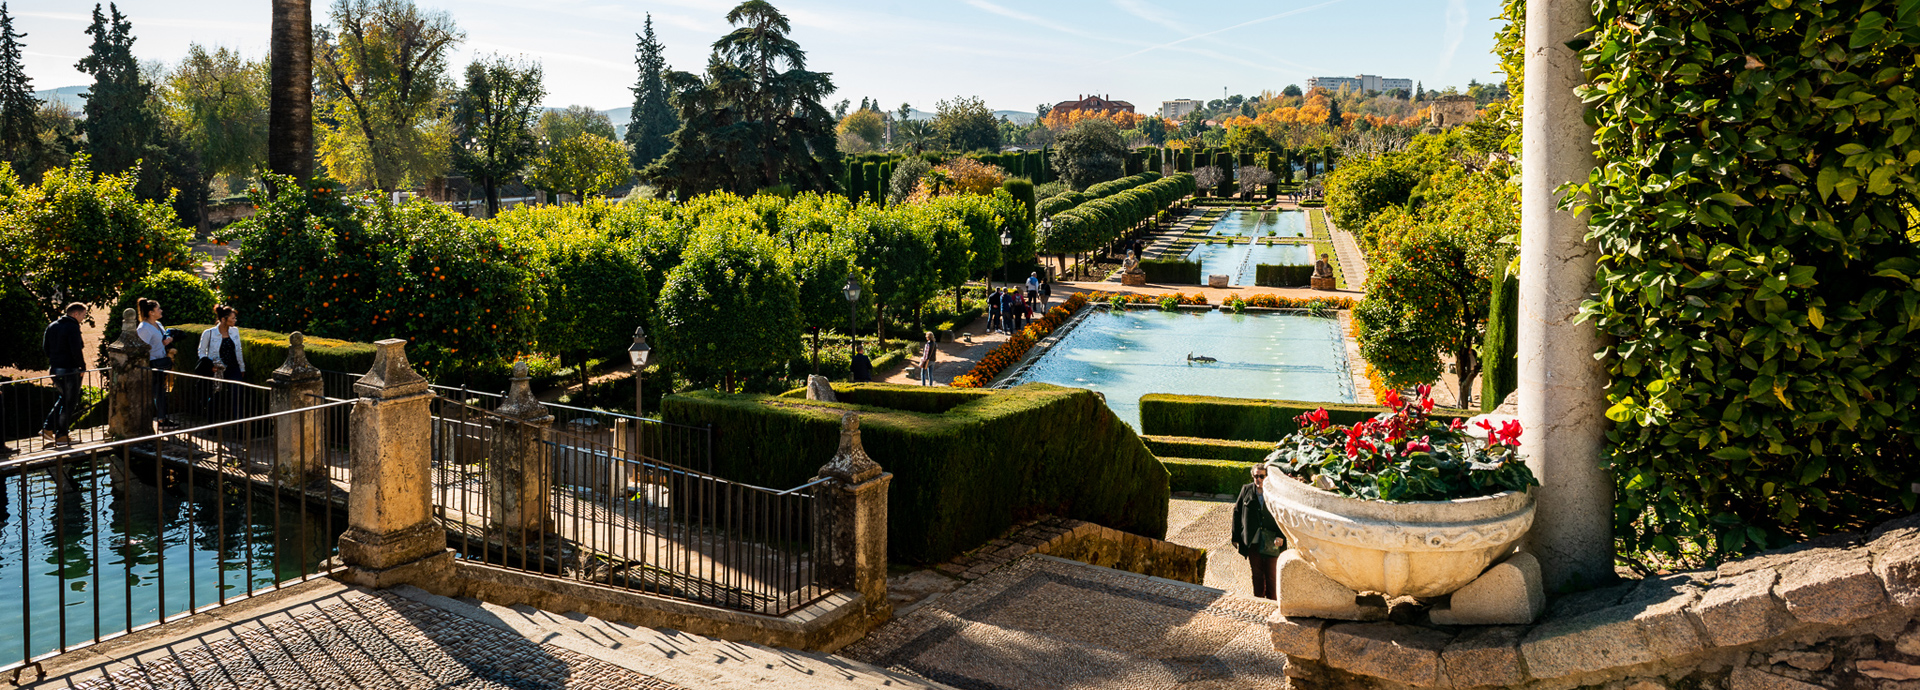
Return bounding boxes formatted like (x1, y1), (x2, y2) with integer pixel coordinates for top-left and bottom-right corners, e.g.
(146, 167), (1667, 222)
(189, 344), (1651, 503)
(1089, 291), (1211, 306)
(951, 293), (1090, 388)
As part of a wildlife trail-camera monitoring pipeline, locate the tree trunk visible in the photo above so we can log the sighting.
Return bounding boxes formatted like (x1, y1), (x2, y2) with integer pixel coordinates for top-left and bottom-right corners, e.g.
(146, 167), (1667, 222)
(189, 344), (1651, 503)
(876, 302), (886, 342)
(267, 0), (313, 183)
(912, 302), (923, 334)
(484, 176), (500, 218)
(1455, 347), (1479, 410)
(954, 286), (963, 313)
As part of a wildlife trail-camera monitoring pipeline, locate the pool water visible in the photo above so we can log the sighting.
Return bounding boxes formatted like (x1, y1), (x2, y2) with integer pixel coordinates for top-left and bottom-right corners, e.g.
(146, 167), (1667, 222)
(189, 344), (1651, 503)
(1207, 211), (1308, 238)
(1185, 242), (1314, 286)
(0, 460), (341, 662)
(1004, 309), (1356, 428)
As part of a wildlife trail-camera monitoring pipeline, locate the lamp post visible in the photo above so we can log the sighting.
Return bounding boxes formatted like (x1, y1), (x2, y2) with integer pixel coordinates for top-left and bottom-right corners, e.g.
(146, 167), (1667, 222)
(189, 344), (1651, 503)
(1039, 214), (1054, 280)
(998, 228), (1013, 293)
(627, 327), (651, 417)
(842, 274), (862, 348)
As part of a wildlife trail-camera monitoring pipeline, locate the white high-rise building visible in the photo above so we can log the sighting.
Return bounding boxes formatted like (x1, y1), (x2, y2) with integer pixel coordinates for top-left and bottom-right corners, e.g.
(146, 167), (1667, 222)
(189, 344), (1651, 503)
(1161, 99), (1205, 120)
(1305, 75), (1413, 94)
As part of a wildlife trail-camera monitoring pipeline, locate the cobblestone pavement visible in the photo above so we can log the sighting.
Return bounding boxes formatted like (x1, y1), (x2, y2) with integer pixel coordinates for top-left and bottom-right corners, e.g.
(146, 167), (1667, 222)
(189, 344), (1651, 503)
(64, 588), (686, 690)
(1164, 496), (1254, 598)
(842, 555), (1286, 690)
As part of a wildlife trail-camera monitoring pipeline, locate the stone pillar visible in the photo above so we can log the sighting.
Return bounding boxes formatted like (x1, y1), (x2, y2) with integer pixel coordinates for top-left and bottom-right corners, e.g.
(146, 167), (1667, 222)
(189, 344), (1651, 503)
(1518, 0), (1613, 591)
(338, 339), (451, 588)
(270, 332), (325, 484)
(106, 308), (152, 439)
(489, 361), (553, 538)
(814, 413), (892, 621)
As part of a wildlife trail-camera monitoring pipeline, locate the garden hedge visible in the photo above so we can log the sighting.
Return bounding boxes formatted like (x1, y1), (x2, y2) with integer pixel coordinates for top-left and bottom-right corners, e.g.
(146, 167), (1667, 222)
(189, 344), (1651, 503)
(1140, 434), (1273, 463)
(0, 375), (106, 442)
(661, 382), (1169, 564)
(1138, 393), (1473, 442)
(167, 324), (379, 387)
(1138, 259), (1201, 284)
(1254, 263), (1314, 287)
(1162, 457), (1258, 495)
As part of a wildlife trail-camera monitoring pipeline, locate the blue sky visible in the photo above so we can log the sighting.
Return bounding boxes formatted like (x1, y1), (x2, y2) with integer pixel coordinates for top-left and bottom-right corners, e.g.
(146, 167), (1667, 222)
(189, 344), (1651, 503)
(13, 0), (1506, 114)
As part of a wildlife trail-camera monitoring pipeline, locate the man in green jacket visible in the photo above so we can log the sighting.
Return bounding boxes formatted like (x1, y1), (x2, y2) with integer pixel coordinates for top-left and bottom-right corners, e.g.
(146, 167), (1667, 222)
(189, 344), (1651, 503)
(1232, 465), (1285, 599)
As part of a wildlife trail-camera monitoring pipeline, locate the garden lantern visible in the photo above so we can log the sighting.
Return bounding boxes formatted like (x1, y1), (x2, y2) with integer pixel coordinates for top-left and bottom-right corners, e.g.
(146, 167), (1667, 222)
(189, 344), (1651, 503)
(843, 274), (862, 346)
(628, 327), (650, 416)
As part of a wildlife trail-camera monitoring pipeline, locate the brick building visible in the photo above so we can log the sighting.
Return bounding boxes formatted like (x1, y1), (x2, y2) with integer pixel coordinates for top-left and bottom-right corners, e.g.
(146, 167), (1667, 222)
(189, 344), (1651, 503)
(1052, 94), (1136, 117)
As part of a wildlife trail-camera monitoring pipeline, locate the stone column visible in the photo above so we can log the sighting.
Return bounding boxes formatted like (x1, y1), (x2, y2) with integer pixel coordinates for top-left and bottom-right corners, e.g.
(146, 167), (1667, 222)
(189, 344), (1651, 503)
(814, 413), (892, 621)
(1518, 0), (1613, 591)
(106, 308), (152, 439)
(270, 332), (325, 484)
(338, 339), (451, 588)
(489, 361), (553, 538)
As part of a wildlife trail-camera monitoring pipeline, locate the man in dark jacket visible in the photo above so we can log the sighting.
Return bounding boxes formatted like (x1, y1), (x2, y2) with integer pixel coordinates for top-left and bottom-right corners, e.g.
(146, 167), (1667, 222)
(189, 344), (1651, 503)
(1231, 464), (1285, 599)
(41, 303), (88, 447)
(849, 341), (873, 383)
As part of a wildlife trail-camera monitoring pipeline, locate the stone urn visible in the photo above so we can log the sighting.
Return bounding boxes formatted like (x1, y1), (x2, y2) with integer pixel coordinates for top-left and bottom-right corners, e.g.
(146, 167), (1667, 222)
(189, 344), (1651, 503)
(1263, 469), (1543, 624)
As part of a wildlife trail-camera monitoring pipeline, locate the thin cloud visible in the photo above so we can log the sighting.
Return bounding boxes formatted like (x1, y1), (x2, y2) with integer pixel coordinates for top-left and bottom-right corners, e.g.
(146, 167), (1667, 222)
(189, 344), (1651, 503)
(1112, 0), (1195, 36)
(1105, 0), (1356, 63)
(1435, 0), (1468, 77)
(963, 0), (1125, 45)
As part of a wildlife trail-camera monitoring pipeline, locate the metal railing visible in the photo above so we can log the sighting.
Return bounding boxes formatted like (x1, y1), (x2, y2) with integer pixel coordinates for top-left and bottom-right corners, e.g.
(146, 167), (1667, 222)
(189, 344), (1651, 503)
(0, 398), (355, 682)
(0, 369), (110, 456)
(425, 383), (712, 473)
(428, 398), (829, 616)
(160, 369), (275, 431)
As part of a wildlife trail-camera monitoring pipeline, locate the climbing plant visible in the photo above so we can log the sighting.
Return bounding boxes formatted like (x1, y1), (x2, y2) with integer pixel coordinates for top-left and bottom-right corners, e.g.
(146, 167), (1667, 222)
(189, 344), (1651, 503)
(1576, 0), (1920, 565)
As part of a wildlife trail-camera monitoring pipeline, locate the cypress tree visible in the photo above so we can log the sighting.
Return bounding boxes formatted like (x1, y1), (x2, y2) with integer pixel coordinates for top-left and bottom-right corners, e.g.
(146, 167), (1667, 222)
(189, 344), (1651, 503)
(76, 3), (157, 176)
(1326, 97), (1343, 129)
(0, 3), (40, 172)
(625, 14), (677, 170)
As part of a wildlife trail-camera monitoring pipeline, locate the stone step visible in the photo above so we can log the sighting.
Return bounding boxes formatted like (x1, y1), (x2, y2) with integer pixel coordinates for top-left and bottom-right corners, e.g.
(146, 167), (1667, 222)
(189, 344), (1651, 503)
(392, 585), (952, 690)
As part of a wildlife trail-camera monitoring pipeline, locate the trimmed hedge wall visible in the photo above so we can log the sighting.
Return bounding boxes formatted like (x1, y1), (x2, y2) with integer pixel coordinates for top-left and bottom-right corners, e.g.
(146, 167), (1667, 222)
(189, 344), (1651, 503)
(1141, 434), (1273, 463)
(662, 382), (1169, 565)
(168, 324), (379, 386)
(1138, 394), (1474, 442)
(1139, 259), (1202, 285)
(1254, 263), (1314, 287)
(1163, 457), (1257, 495)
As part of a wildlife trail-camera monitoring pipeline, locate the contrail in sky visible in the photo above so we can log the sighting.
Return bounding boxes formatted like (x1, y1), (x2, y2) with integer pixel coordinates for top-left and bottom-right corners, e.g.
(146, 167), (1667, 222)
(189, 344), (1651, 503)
(1103, 0), (1356, 63)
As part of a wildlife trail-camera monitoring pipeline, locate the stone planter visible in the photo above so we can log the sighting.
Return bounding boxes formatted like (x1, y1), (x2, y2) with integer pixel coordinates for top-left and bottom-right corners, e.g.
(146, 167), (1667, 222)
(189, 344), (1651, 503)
(1263, 470), (1544, 623)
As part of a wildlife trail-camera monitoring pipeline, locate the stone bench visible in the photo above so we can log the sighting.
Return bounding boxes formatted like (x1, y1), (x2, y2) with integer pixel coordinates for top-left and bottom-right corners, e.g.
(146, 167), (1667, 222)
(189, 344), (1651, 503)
(1272, 513), (1920, 689)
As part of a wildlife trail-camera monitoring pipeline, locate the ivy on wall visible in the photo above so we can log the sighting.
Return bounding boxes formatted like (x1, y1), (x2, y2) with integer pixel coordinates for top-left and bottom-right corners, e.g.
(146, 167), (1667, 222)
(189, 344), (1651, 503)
(1576, 0), (1920, 564)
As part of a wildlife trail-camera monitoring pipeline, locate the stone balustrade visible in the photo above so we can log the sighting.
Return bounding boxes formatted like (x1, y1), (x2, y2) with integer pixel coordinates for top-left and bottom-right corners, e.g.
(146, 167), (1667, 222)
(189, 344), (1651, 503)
(1273, 513), (1920, 689)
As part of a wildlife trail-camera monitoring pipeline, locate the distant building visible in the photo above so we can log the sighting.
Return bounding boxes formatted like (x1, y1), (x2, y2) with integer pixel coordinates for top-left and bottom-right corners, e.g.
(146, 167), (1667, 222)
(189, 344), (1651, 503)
(1306, 75), (1413, 94)
(1428, 95), (1481, 128)
(1052, 94), (1136, 117)
(1161, 99), (1204, 120)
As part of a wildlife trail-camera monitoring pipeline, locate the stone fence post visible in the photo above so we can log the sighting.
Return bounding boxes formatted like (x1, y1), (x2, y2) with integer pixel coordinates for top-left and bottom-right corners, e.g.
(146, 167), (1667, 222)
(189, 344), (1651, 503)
(338, 339), (451, 588)
(270, 332), (325, 484)
(813, 413), (892, 622)
(106, 308), (152, 439)
(489, 361), (553, 538)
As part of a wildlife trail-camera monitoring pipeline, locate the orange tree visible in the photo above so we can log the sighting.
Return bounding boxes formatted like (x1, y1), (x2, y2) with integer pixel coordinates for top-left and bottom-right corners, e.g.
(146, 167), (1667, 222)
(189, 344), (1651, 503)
(654, 225), (800, 390)
(0, 155), (193, 314)
(215, 175), (541, 376)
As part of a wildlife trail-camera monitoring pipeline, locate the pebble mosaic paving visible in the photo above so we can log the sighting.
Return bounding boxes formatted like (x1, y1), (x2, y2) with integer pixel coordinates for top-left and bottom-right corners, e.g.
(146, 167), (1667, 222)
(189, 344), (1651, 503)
(66, 589), (686, 690)
(843, 555), (1287, 690)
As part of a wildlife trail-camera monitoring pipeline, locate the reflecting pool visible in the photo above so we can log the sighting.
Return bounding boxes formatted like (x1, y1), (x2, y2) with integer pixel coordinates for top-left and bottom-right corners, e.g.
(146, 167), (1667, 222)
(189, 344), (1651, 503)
(1003, 309), (1356, 428)
(1207, 210), (1309, 238)
(1184, 242), (1313, 286)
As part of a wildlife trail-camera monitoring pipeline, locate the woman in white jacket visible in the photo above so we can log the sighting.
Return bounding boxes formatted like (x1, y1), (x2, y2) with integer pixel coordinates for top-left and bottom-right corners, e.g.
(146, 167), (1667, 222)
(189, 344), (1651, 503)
(199, 305), (246, 420)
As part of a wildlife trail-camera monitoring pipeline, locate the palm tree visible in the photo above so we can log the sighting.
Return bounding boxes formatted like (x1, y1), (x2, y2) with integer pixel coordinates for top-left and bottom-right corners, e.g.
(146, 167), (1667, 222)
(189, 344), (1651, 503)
(267, 0), (312, 183)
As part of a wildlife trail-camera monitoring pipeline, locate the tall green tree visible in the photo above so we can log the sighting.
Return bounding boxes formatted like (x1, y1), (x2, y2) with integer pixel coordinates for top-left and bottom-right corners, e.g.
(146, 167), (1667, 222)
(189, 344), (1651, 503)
(536, 105), (614, 147)
(268, 0), (313, 183)
(641, 1), (840, 198)
(931, 95), (1000, 152)
(625, 14), (677, 170)
(313, 0), (463, 191)
(527, 133), (632, 205)
(655, 226), (801, 390)
(451, 54), (543, 216)
(162, 44), (269, 198)
(76, 3), (157, 177)
(0, 3), (41, 175)
(1052, 117), (1125, 190)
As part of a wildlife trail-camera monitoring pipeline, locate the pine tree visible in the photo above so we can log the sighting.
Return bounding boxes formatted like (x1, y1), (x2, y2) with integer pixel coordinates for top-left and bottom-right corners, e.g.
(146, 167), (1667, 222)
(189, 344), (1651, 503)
(76, 3), (157, 176)
(1415, 81), (1425, 102)
(1326, 97), (1343, 129)
(625, 14), (677, 170)
(0, 3), (41, 171)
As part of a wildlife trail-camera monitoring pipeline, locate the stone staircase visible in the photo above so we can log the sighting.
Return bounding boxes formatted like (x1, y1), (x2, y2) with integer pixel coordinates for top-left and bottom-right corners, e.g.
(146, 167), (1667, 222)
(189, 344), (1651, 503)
(391, 585), (958, 690)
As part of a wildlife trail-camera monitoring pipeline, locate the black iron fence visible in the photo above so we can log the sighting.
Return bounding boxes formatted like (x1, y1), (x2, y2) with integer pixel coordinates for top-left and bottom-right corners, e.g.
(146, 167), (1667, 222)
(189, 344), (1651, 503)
(427, 398), (829, 617)
(0, 398), (354, 682)
(0, 369), (110, 455)
(160, 369), (274, 432)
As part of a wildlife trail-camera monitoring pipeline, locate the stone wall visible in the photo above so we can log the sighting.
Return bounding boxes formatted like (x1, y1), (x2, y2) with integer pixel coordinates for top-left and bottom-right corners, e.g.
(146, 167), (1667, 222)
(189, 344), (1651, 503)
(1273, 513), (1920, 689)
(937, 516), (1210, 586)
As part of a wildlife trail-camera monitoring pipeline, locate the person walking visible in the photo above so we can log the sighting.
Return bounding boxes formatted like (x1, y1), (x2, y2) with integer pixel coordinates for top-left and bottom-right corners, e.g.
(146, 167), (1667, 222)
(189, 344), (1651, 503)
(1040, 277), (1052, 308)
(1232, 465), (1285, 600)
(199, 305), (248, 421)
(38, 303), (87, 450)
(1008, 289), (1027, 331)
(849, 341), (873, 383)
(1025, 272), (1041, 308)
(136, 298), (177, 431)
(918, 331), (938, 386)
(986, 287), (1003, 334)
